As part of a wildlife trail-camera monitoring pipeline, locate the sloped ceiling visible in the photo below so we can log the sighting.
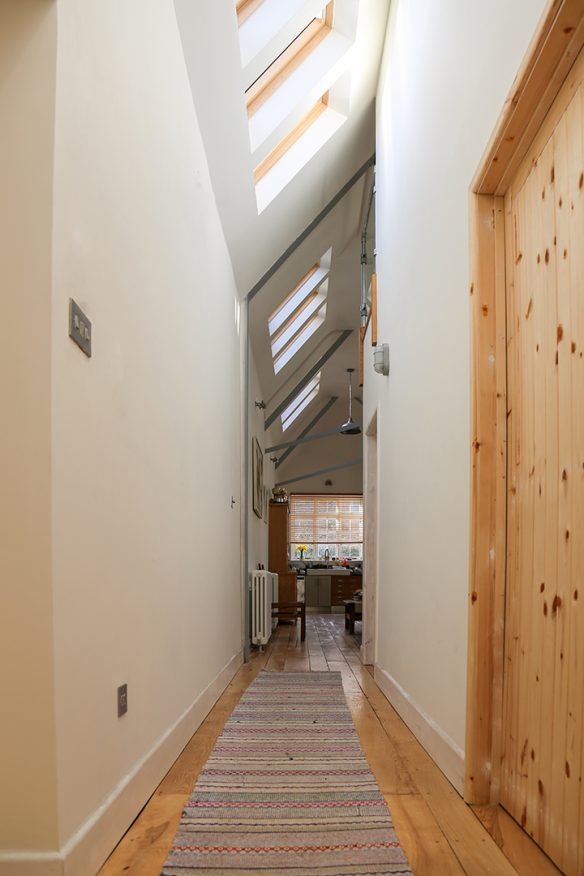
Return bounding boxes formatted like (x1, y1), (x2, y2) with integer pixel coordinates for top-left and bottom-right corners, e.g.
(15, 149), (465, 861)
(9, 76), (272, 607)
(175, 0), (390, 493)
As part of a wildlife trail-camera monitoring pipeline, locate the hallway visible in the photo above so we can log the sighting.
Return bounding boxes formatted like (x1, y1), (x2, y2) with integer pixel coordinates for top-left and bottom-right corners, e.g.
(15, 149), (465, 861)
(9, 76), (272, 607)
(4, 2), (584, 873)
(99, 616), (560, 876)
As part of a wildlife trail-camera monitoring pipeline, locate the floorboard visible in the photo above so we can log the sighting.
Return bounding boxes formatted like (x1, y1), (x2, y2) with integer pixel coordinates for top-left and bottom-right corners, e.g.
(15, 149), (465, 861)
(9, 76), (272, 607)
(99, 614), (556, 876)
(471, 804), (564, 876)
(386, 793), (467, 875)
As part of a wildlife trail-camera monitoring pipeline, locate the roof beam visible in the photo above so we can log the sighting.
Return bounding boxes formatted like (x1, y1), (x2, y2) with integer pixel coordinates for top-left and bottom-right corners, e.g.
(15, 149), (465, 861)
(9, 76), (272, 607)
(268, 425), (354, 454)
(274, 396), (338, 468)
(267, 397), (337, 452)
(264, 330), (352, 429)
(275, 458), (362, 487)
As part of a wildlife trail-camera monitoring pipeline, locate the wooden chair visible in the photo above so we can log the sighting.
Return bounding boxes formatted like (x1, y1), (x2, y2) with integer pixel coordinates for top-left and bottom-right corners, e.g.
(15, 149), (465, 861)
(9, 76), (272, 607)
(271, 601), (306, 642)
(344, 600), (362, 635)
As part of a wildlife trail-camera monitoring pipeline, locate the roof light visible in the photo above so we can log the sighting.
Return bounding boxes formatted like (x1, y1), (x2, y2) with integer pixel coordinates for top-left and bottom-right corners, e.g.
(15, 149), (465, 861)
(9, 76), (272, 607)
(268, 250), (331, 374)
(281, 373), (321, 431)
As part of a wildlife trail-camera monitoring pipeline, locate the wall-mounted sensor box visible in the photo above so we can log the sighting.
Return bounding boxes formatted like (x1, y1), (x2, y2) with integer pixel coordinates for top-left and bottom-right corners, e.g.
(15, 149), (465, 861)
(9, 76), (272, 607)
(373, 343), (390, 376)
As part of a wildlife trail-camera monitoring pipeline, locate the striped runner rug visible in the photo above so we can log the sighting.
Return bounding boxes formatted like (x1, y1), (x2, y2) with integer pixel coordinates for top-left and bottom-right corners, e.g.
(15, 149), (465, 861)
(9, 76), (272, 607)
(162, 671), (413, 875)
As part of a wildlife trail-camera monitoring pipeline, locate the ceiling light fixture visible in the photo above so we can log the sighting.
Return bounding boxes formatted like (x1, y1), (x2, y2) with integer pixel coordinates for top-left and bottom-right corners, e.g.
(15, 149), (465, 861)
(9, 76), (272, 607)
(339, 368), (361, 435)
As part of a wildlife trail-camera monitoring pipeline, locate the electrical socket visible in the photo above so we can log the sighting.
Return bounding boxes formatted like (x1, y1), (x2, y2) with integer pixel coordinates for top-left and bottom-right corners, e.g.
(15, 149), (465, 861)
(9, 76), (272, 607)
(117, 683), (128, 717)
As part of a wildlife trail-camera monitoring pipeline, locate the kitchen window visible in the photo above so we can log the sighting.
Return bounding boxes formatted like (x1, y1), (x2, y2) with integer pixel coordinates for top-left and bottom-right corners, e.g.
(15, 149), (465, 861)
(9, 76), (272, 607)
(289, 493), (363, 560)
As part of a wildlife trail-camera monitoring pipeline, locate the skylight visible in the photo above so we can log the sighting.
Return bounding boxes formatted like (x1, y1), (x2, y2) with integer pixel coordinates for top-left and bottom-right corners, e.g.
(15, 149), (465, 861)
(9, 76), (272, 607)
(237, 0), (310, 65)
(245, 18), (325, 113)
(269, 264), (318, 334)
(268, 248), (331, 374)
(271, 288), (326, 357)
(235, 0), (355, 213)
(281, 373), (321, 431)
(274, 306), (326, 374)
(246, 7), (333, 119)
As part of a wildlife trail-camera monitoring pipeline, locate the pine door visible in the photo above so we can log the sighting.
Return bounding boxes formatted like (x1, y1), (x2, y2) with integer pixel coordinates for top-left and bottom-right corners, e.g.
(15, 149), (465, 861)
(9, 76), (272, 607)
(502, 46), (584, 875)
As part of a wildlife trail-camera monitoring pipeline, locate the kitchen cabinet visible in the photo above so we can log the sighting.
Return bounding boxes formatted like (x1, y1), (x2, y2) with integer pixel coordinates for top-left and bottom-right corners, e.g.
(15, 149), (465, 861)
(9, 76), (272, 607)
(331, 575), (361, 607)
(304, 578), (317, 607)
(305, 576), (331, 608)
(304, 572), (361, 610)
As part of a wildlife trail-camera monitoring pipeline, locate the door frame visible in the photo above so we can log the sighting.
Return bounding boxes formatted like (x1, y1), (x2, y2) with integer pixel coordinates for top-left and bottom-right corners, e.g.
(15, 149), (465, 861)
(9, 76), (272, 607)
(465, 0), (584, 805)
(362, 408), (379, 666)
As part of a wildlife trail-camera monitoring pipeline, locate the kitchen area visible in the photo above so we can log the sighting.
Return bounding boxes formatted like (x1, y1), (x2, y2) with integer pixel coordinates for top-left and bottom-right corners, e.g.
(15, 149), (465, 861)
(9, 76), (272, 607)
(265, 492), (363, 640)
(291, 563), (362, 613)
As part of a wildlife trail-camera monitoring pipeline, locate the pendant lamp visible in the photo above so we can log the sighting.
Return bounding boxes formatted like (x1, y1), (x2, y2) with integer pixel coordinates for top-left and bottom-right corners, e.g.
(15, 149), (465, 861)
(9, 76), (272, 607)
(340, 368), (361, 435)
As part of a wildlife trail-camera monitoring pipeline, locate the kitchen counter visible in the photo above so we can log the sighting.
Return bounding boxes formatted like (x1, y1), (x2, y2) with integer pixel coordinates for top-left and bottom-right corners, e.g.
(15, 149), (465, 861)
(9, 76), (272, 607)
(305, 568), (351, 576)
(304, 572), (362, 612)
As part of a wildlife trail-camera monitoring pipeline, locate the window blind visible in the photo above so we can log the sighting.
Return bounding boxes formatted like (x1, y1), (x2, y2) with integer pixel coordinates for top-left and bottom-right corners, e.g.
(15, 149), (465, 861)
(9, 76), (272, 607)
(289, 494), (363, 544)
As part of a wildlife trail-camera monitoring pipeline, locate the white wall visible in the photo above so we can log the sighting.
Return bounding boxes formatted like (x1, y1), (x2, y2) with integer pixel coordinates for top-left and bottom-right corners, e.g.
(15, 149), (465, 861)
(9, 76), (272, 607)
(1, 1), (244, 871)
(367, 0), (548, 789)
(0, 0), (59, 853)
(50, 0), (244, 858)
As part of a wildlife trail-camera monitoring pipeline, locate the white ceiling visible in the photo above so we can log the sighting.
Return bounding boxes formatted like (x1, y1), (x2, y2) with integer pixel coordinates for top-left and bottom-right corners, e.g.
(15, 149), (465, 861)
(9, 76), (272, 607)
(174, 0), (390, 492)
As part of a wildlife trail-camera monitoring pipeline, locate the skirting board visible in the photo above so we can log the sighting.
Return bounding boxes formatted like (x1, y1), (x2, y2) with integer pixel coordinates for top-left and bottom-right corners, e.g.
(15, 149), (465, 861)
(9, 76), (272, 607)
(374, 664), (465, 795)
(0, 649), (243, 876)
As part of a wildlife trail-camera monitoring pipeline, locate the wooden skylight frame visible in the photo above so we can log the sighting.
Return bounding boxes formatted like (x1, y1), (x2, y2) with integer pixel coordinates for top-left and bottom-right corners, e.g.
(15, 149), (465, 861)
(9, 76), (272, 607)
(253, 95), (329, 184)
(270, 287), (319, 346)
(269, 256), (329, 374)
(236, 1), (338, 200)
(236, 0), (263, 27)
(245, 3), (335, 117)
(273, 307), (325, 372)
(269, 263), (319, 329)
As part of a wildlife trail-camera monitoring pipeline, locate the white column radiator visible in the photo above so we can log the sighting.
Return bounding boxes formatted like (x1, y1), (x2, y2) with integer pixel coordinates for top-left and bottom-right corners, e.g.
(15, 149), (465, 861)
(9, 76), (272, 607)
(250, 571), (278, 645)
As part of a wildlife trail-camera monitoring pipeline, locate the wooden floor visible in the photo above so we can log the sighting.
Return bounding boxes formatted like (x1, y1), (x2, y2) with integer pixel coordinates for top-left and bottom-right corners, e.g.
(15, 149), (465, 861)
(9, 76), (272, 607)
(99, 614), (562, 875)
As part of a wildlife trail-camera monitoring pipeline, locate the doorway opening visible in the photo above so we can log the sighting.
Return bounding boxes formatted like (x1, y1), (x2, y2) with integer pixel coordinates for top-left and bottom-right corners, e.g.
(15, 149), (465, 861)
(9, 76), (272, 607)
(362, 409), (378, 665)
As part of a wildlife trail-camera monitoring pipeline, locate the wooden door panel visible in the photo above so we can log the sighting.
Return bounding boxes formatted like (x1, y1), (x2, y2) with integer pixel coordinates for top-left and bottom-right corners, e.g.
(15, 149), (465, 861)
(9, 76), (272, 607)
(503, 65), (584, 876)
(268, 502), (289, 572)
(558, 86), (584, 876)
(277, 572), (297, 603)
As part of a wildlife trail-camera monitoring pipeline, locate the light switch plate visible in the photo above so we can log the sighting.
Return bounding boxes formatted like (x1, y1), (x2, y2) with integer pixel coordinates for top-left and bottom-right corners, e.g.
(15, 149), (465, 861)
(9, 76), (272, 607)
(69, 298), (92, 357)
(117, 684), (128, 717)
